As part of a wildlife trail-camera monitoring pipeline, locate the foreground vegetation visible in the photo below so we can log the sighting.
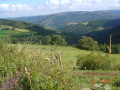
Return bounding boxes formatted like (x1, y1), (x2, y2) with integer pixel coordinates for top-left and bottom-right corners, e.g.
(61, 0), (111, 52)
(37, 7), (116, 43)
(0, 40), (120, 89)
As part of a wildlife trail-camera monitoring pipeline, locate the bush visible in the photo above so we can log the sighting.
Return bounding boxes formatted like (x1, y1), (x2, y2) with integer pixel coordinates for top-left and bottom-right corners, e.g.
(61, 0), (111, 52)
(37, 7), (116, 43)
(99, 43), (109, 53)
(100, 44), (120, 54)
(51, 35), (67, 46)
(42, 35), (51, 45)
(42, 35), (67, 46)
(77, 36), (99, 51)
(111, 44), (120, 54)
(114, 64), (120, 71)
(113, 78), (120, 87)
(2, 37), (18, 44)
(76, 53), (111, 70)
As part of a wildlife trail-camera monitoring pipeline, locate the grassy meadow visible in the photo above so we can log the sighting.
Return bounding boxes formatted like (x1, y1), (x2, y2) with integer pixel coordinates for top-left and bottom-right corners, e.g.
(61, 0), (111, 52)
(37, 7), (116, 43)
(0, 25), (35, 38)
(0, 42), (120, 90)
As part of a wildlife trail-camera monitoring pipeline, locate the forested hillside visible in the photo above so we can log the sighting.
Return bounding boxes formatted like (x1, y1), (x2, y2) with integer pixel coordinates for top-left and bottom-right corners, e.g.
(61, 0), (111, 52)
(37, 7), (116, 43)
(9, 10), (120, 29)
(0, 18), (120, 45)
(85, 24), (120, 44)
(60, 19), (120, 44)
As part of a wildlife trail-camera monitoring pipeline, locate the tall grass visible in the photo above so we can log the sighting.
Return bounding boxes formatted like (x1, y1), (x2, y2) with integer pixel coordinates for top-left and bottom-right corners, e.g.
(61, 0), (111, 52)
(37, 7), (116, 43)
(0, 40), (120, 89)
(0, 40), (74, 89)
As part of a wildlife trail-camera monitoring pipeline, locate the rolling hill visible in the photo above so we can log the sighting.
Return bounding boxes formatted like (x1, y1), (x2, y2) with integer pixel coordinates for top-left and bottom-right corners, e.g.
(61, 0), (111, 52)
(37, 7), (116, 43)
(10, 15), (45, 23)
(8, 10), (120, 29)
(0, 19), (56, 42)
(3, 10), (120, 45)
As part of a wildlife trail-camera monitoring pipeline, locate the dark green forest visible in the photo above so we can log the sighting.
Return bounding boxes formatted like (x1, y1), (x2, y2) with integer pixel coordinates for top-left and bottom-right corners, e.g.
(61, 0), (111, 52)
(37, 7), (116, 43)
(58, 19), (120, 45)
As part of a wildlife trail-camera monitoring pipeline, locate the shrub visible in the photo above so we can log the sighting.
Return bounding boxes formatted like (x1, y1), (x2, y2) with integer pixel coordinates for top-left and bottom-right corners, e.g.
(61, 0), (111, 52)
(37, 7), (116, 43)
(113, 78), (120, 87)
(100, 44), (120, 54)
(76, 53), (111, 70)
(77, 36), (99, 51)
(42, 35), (67, 46)
(99, 43), (109, 53)
(2, 37), (18, 44)
(51, 35), (67, 46)
(42, 35), (51, 45)
(114, 64), (120, 71)
(111, 44), (120, 54)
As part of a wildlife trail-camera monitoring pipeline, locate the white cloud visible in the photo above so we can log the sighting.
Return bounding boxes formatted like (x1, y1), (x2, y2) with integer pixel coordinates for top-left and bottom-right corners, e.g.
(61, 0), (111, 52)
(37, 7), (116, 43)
(0, 0), (120, 18)
(45, 0), (103, 10)
(61, 0), (71, 5)
(0, 4), (9, 10)
(45, 0), (120, 11)
(115, 0), (120, 3)
(0, 4), (33, 11)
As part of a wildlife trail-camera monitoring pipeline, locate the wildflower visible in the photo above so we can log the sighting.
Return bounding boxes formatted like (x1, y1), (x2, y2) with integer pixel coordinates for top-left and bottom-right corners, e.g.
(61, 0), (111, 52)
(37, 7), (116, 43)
(94, 84), (103, 88)
(104, 84), (110, 90)
(46, 57), (50, 61)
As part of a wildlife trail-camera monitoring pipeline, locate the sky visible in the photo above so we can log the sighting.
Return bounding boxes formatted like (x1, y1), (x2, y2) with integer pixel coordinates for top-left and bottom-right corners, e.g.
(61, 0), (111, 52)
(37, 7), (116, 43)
(0, 0), (120, 18)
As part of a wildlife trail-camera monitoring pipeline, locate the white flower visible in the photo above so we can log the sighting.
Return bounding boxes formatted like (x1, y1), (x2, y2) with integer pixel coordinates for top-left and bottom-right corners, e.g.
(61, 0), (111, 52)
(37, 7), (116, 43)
(94, 84), (103, 88)
(46, 57), (50, 61)
(104, 84), (110, 90)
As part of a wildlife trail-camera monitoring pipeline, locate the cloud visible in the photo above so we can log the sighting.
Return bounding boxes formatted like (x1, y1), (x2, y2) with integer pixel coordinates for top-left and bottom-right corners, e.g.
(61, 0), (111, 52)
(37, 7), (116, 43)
(115, 0), (120, 3)
(45, 0), (103, 10)
(0, 4), (33, 11)
(0, 4), (43, 17)
(0, 0), (120, 18)
(45, 0), (120, 11)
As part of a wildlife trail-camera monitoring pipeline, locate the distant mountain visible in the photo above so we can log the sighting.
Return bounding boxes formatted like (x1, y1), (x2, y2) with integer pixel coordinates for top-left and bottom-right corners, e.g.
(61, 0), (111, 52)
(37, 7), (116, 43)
(8, 10), (120, 29)
(9, 15), (45, 23)
(103, 10), (120, 16)
(59, 19), (120, 44)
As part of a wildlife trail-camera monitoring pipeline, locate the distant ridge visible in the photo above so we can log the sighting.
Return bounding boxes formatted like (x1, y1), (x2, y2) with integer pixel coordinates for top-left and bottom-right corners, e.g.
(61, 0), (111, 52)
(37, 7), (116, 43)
(8, 10), (120, 29)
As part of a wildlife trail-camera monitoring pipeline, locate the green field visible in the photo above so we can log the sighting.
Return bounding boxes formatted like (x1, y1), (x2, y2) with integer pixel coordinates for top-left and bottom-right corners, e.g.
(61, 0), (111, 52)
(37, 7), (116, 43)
(6, 44), (119, 90)
(0, 43), (120, 89)
(0, 29), (35, 38)
(82, 22), (89, 25)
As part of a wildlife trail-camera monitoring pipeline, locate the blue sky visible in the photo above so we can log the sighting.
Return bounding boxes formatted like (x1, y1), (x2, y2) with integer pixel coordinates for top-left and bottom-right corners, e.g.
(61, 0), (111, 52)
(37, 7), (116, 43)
(0, 0), (120, 18)
(0, 0), (46, 5)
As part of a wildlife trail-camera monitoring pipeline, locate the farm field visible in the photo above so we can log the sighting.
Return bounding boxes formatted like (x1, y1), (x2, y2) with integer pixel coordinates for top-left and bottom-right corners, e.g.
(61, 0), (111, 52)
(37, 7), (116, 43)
(0, 25), (35, 38)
